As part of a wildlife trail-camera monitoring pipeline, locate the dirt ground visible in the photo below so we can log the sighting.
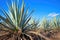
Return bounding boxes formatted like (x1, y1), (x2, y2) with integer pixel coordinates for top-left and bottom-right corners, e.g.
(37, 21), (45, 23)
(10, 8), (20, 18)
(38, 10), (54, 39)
(49, 32), (60, 40)
(0, 30), (60, 40)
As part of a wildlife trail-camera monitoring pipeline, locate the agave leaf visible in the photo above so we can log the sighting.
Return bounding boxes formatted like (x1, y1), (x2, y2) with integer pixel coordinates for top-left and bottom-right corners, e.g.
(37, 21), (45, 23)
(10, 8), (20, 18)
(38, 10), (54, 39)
(7, 1), (15, 19)
(22, 24), (32, 32)
(0, 22), (14, 31)
(0, 15), (16, 29)
(23, 10), (34, 26)
(19, 7), (29, 27)
(23, 17), (31, 29)
(0, 8), (15, 26)
(19, 1), (25, 28)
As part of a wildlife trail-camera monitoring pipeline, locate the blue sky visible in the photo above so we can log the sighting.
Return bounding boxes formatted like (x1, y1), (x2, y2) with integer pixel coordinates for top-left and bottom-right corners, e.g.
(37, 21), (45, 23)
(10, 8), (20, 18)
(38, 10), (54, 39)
(0, 0), (60, 19)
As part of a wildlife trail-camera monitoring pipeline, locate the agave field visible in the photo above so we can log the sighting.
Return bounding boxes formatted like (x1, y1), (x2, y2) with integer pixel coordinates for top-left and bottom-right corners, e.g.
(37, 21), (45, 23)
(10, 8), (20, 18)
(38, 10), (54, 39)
(0, 0), (60, 40)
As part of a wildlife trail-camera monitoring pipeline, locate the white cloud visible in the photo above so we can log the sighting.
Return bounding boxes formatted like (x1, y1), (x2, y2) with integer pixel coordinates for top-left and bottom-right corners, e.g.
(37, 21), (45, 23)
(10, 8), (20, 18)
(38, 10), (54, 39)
(48, 12), (59, 17)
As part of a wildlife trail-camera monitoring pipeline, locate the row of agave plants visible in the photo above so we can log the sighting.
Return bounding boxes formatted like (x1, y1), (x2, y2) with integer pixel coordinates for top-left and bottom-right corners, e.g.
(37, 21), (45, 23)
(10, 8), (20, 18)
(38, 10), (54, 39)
(40, 16), (60, 38)
(0, 0), (60, 40)
(0, 0), (49, 40)
(41, 17), (60, 31)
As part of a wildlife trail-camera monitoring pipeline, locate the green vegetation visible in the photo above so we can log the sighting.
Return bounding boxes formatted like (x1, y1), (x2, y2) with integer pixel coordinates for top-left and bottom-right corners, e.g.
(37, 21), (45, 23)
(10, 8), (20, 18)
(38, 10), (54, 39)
(0, 0), (35, 40)
(40, 17), (60, 32)
(0, 0), (60, 40)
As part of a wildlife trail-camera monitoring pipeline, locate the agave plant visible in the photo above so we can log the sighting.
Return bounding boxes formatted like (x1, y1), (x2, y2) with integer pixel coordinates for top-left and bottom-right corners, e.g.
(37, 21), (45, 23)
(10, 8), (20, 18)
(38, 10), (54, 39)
(52, 17), (60, 31)
(49, 17), (59, 30)
(57, 17), (60, 30)
(28, 19), (40, 31)
(41, 17), (50, 31)
(0, 0), (35, 40)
